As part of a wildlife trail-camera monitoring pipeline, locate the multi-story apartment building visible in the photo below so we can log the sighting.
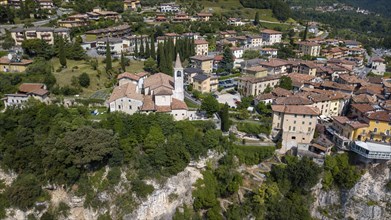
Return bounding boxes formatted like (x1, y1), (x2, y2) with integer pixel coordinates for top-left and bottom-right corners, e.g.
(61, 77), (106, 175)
(3, 83), (50, 108)
(189, 55), (214, 74)
(194, 39), (209, 56)
(160, 3), (180, 13)
(261, 29), (282, 46)
(297, 41), (321, 57)
(96, 38), (124, 55)
(246, 35), (262, 48)
(37, 0), (54, 10)
(192, 74), (218, 93)
(272, 105), (320, 153)
(238, 74), (281, 97)
(85, 25), (131, 41)
(58, 14), (89, 28)
(10, 27), (70, 45)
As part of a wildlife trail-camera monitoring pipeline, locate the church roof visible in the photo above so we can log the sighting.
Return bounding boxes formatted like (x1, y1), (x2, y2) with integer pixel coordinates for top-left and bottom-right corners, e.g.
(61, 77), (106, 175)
(144, 73), (174, 90)
(108, 83), (143, 103)
(175, 53), (182, 69)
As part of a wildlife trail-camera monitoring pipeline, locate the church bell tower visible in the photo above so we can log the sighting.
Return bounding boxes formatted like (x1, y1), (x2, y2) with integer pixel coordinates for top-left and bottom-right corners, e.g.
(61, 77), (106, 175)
(174, 53), (184, 101)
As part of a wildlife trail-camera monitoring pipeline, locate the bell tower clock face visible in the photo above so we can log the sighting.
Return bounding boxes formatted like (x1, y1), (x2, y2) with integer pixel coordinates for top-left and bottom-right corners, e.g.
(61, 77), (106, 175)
(176, 71), (182, 77)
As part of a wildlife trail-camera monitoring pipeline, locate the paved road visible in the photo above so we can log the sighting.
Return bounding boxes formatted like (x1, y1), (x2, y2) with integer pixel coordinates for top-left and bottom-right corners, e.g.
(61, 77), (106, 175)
(0, 8), (70, 34)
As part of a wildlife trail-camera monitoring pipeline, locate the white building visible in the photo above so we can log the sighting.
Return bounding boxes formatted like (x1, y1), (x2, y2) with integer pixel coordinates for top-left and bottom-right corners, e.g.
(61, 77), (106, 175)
(231, 47), (243, 58)
(227, 18), (246, 26)
(261, 29), (282, 46)
(352, 141), (391, 162)
(160, 3), (180, 13)
(96, 38), (123, 55)
(246, 35), (263, 48)
(260, 48), (278, 58)
(371, 57), (386, 76)
(3, 83), (50, 108)
(108, 54), (189, 120)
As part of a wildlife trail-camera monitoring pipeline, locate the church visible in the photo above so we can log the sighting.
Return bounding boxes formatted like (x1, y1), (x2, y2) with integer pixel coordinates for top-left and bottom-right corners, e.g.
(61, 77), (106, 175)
(108, 54), (189, 120)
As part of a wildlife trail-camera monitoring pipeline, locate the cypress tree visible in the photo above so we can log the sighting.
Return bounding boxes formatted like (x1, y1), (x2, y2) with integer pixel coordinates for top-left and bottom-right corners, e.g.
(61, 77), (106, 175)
(105, 40), (112, 72)
(59, 36), (67, 68)
(150, 35), (156, 60)
(134, 37), (138, 58)
(157, 43), (163, 66)
(303, 22), (309, 41)
(158, 43), (169, 74)
(120, 51), (126, 72)
(220, 46), (234, 72)
(220, 103), (230, 132)
(190, 37), (195, 56)
(254, 12), (260, 26)
(139, 37), (145, 59)
(145, 38), (150, 58)
(71, 36), (85, 60)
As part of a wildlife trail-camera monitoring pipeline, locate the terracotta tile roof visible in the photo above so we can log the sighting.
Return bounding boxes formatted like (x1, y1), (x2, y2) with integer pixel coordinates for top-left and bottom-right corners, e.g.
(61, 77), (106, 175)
(372, 57), (385, 62)
(141, 95), (155, 111)
(352, 94), (376, 104)
(156, 105), (171, 113)
(245, 66), (267, 73)
(0, 56), (33, 66)
(239, 74), (281, 84)
(28, 88), (49, 96)
(255, 93), (276, 101)
(351, 103), (375, 113)
(190, 55), (214, 61)
(261, 29), (282, 34)
(271, 105), (320, 115)
(19, 83), (46, 93)
(288, 73), (315, 82)
(194, 39), (208, 45)
(296, 41), (320, 46)
(321, 81), (355, 92)
(154, 87), (173, 95)
(271, 87), (292, 97)
(144, 73), (174, 91)
(260, 58), (288, 67)
(274, 96), (312, 105)
(332, 116), (350, 124)
(356, 84), (383, 96)
(338, 74), (364, 84)
(365, 111), (391, 122)
(108, 83), (143, 103)
(118, 72), (141, 81)
(171, 98), (188, 110)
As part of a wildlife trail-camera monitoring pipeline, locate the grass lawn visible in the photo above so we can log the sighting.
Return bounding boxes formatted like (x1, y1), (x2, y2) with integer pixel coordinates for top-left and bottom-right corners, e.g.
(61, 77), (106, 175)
(51, 58), (145, 98)
(185, 98), (200, 109)
(200, 0), (280, 22)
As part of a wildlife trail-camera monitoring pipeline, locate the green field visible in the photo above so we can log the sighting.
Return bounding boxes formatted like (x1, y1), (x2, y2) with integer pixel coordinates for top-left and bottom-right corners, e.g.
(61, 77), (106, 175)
(51, 58), (145, 98)
(200, 0), (279, 21)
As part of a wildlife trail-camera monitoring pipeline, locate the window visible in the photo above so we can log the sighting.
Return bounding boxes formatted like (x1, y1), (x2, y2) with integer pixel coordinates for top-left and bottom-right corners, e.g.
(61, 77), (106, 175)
(294, 114), (297, 118)
(289, 126), (291, 131)
(309, 122), (312, 125)
(129, 106), (132, 110)
(294, 120), (296, 124)
(374, 128), (378, 133)
(293, 127), (296, 131)
(302, 121), (305, 125)
(176, 71), (182, 77)
(292, 136), (296, 140)
(308, 127), (311, 132)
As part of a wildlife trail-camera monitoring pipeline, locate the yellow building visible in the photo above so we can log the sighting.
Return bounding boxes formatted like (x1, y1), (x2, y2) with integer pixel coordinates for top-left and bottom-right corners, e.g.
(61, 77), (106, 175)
(190, 55), (214, 74)
(244, 66), (268, 78)
(193, 74), (211, 93)
(0, 0), (7, 5)
(297, 41), (321, 57)
(0, 56), (33, 73)
(364, 111), (391, 143)
(124, 0), (141, 11)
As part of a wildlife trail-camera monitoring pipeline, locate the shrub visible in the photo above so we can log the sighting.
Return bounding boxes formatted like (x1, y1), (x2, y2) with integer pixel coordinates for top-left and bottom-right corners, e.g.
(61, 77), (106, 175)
(131, 180), (154, 198)
(234, 145), (275, 165)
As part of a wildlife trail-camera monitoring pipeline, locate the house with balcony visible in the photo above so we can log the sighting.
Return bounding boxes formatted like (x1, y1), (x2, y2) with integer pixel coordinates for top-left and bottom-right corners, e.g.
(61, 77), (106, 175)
(2, 83), (50, 109)
(96, 38), (124, 55)
(261, 29), (282, 46)
(10, 27), (70, 45)
(124, 0), (141, 11)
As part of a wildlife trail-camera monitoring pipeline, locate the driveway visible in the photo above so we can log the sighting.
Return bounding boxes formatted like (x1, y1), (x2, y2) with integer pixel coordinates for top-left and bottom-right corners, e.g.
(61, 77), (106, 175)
(216, 93), (241, 108)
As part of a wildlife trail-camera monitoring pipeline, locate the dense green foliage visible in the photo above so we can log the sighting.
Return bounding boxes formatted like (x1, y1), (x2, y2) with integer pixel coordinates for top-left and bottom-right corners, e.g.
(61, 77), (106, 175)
(220, 46), (234, 72)
(278, 75), (293, 90)
(237, 122), (271, 135)
(240, 0), (291, 21)
(0, 102), (224, 212)
(323, 153), (362, 190)
(233, 145), (275, 165)
(201, 95), (220, 118)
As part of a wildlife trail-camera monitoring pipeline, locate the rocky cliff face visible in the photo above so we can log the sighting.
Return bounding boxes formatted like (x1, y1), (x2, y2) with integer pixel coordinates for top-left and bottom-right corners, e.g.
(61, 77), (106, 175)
(311, 162), (391, 220)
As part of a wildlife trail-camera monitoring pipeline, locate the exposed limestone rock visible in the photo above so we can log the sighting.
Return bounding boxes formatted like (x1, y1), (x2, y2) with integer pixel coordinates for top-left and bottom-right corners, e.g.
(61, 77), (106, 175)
(311, 163), (391, 220)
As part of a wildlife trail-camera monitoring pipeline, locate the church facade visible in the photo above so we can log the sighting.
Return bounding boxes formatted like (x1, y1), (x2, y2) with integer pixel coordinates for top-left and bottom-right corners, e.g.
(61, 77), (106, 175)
(108, 54), (189, 120)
